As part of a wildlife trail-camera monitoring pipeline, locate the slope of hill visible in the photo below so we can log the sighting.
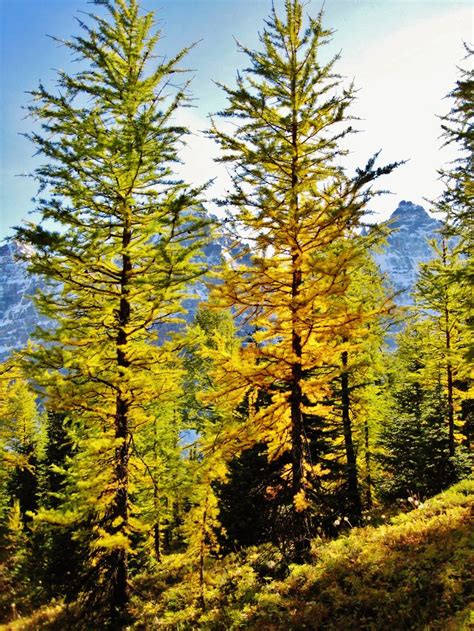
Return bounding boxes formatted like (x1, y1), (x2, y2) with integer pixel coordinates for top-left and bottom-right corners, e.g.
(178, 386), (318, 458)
(4, 479), (471, 630)
(138, 478), (473, 630)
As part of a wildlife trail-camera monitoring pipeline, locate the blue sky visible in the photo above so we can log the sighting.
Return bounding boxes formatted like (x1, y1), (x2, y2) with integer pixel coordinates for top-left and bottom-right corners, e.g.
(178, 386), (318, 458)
(0, 0), (472, 239)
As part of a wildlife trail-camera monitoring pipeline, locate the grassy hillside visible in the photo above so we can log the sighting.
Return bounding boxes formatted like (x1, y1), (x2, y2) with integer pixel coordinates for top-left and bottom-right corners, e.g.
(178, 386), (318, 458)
(137, 478), (473, 630)
(2, 479), (473, 630)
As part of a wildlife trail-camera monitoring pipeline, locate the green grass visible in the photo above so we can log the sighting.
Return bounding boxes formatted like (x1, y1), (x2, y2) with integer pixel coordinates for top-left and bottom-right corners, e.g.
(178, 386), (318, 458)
(135, 478), (474, 630)
(233, 479), (474, 631)
(2, 479), (473, 630)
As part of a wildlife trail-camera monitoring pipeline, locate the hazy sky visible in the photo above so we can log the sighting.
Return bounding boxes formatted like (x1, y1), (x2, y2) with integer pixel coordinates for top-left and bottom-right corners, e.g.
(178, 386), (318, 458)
(0, 0), (472, 238)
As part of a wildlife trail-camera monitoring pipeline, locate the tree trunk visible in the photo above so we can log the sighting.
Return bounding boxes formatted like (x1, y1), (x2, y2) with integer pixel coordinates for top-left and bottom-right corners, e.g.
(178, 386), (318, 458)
(442, 241), (455, 458)
(153, 490), (161, 563)
(364, 418), (373, 509)
(288, 39), (310, 562)
(446, 342), (455, 458)
(110, 221), (132, 624)
(341, 349), (362, 523)
(152, 418), (161, 563)
(110, 394), (130, 624)
(290, 259), (310, 561)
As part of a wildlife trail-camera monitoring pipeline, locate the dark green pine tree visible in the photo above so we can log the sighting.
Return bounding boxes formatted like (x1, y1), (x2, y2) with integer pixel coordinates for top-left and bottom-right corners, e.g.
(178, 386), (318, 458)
(415, 239), (472, 458)
(36, 412), (81, 602)
(436, 46), (473, 360)
(215, 443), (277, 552)
(15, 0), (208, 624)
(438, 45), (473, 248)
(377, 321), (470, 501)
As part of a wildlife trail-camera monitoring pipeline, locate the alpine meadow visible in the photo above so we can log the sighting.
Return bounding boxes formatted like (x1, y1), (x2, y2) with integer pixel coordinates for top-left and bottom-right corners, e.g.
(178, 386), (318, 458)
(0, 1), (472, 629)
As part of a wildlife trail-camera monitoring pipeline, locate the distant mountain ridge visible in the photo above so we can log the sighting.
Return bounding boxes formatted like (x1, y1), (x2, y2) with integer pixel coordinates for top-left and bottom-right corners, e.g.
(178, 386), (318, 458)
(0, 201), (441, 360)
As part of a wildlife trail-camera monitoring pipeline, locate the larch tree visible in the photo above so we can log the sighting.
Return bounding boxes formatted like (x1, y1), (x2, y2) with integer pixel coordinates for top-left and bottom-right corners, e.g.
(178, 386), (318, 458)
(0, 361), (41, 526)
(415, 239), (472, 458)
(15, 0), (208, 624)
(330, 247), (393, 522)
(0, 361), (41, 620)
(206, 0), (398, 559)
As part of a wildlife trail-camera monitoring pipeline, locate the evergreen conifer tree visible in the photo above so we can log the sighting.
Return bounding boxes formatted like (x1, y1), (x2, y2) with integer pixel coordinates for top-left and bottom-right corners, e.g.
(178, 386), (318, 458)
(35, 412), (81, 601)
(415, 239), (472, 457)
(436, 47), (473, 359)
(0, 362), (40, 525)
(377, 321), (469, 500)
(438, 46), (473, 249)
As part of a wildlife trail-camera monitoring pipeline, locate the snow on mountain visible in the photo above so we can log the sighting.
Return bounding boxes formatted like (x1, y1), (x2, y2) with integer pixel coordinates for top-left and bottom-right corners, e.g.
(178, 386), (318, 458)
(0, 201), (442, 360)
(373, 200), (441, 304)
(0, 241), (43, 360)
(0, 236), (227, 361)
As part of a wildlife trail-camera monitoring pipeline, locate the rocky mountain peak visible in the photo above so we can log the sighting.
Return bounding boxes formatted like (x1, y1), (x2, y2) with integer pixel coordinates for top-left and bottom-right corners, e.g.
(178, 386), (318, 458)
(374, 201), (441, 303)
(390, 200), (437, 228)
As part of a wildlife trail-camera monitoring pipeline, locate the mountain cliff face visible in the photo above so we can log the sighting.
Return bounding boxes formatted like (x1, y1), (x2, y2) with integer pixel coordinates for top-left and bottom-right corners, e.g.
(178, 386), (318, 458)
(0, 238), (226, 361)
(374, 200), (441, 304)
(0, 201), (441, 360)
(0, 241), (43, 360)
